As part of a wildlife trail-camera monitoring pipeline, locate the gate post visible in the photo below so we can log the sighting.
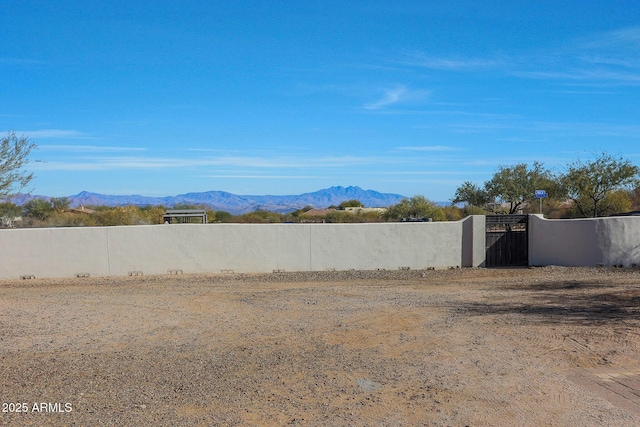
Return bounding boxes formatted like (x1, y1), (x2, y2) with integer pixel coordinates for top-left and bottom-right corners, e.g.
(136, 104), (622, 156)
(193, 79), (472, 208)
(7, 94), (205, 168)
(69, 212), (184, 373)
(527, 214), (544, 267)
(462, 215), (486, 267)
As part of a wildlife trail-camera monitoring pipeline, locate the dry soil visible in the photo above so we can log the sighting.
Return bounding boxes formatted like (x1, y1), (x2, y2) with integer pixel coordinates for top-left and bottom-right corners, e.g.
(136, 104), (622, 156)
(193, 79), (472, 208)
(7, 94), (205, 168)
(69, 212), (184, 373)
(2, 267), (640, 426)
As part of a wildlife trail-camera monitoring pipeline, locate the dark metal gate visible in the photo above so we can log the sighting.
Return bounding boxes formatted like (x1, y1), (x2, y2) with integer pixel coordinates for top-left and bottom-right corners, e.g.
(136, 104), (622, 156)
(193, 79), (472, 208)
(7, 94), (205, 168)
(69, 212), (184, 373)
(485, 215), (529, 267)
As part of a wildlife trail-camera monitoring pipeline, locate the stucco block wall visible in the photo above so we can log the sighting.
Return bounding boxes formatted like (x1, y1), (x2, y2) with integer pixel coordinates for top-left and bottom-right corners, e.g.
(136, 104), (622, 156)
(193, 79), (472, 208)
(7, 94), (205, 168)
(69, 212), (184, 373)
(529, 215), (640, 267)
(309, 222), (464, 271)
(105, 224), (313, 276)
(600, 217), (640, 267)
(0, 218), (483, 280)
(9, 214), (640, 279)
(0, 227), (111, 278)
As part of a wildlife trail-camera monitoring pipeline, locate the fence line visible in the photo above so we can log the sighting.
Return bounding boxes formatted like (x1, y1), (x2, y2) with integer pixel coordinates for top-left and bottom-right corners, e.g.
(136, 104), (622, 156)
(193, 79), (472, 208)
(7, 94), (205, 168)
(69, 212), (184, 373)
(3, 214), (638, 280)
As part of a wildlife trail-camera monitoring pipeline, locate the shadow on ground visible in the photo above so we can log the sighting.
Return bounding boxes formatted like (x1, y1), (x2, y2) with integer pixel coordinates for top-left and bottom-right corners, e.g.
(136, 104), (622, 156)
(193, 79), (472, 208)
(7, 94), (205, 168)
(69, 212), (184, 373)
(459, 280), (640, 324)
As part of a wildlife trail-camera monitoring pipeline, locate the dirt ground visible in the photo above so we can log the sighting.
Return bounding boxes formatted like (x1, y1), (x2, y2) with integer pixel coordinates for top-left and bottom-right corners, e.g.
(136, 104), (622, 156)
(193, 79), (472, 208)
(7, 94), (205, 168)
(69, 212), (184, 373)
(2, 267), (640, 426)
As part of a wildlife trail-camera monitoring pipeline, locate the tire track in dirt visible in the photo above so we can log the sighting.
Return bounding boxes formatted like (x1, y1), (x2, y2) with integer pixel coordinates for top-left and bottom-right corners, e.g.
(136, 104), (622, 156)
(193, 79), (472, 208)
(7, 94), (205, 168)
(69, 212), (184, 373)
(562, 337), (608, 368)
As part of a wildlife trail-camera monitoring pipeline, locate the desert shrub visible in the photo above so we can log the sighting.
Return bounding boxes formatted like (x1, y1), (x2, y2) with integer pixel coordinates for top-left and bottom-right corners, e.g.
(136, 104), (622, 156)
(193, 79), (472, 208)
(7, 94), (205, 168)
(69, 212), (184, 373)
(23, 198), (54, 220)
(384, 196), (444, 221)
(0, 202), (21, 217)
(236, 210), (284, 223)
(324, 210), (357, 223)
(462, 205), (489, 217)
(94, 206), (138, 226)
(338, 199), (363, 209)
(47, 212), (98, 227)
(567, 189), (632, 218)
(136, 205), (166, 224)
(214, 211), (234, 223)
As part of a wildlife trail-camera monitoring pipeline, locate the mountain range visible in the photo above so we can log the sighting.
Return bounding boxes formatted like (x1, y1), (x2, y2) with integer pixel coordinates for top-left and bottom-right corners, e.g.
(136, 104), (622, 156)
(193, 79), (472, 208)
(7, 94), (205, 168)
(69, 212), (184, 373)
(7, 186), (407, 215)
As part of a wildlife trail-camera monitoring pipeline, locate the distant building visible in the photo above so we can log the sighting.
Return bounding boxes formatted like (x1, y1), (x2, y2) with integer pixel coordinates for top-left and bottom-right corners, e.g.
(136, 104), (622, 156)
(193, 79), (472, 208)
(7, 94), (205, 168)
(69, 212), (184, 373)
(343, 207), (387, 214)
(163, 209), (208, 224)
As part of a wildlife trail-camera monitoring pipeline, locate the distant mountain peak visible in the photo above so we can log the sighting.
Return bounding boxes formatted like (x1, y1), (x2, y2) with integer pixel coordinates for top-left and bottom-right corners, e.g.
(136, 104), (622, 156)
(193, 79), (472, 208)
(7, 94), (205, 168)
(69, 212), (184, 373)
(10, 186), (407, 215)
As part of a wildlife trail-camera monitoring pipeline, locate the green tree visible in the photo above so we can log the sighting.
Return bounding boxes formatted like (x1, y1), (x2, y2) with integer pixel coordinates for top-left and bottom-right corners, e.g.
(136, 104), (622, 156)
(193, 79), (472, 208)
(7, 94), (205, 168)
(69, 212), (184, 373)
(604, 189), (632, 215)
(485, 162), (558, 214)
(94, 206), (137, 226)
(289, 205), (313, 220)
(51, 197), (71, 213)
(630, 186), (640, 211)
(0, 202), (21, 218)
(0, 202), (22, 227)
(451, 181), (490, 209)
(453, 162), (558, 214)
(566, 190), (632, 218)
(23, 198), (53, 220)
(441, 205), (464, 221)
(325, 210), (356, 223)
(338, 199), (363, 209)
(561, 153), (640, 217)
(214, 210), (234, 223)
(1, 132), (37, 197)
(137, 205), (167, 224)
(47, 211), (98, 227)
(237, 209), (284, 223)
(384, 196), (445, 221)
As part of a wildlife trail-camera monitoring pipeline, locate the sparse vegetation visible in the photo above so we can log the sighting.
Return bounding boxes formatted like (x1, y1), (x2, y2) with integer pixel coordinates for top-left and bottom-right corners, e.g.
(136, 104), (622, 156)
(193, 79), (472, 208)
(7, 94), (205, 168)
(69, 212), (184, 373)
(23, 198), (54, 221)
(561, 153), (640, 217)
(0, 201), (22, 227)
(384, 196), (446, 221)
(8, 151), (640, 227)
(452, 161), (559, 214)
(338, 199), (364, 209)
(452, 153), (640, 218)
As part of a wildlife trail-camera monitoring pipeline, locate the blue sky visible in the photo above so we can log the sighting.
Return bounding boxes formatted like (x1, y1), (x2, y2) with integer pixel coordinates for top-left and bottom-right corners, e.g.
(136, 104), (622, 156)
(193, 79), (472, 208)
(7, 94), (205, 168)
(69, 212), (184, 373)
(2, 1), (640, 201)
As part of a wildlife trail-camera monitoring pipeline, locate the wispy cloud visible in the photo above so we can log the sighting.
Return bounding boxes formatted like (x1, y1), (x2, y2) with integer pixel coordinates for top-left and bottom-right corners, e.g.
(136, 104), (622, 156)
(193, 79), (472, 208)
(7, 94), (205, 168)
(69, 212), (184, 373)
(31, 154), (392, 172)
(39, 145), (147, 153)
(363, 86), (428, 110)
(513, 68), (640, 84)
(374, 170), (482, 177)
(444, 119), (640, 138)
(398, 145), (463, 152)
(199, 175), (320, 180)
(389, 26), (640, 86)
(399, 52), (499, 71)
(576, 26), (640, 53)
(19, 129), (90, 139)
(364, 86), (409, 110)
(513, 26), (640, 85)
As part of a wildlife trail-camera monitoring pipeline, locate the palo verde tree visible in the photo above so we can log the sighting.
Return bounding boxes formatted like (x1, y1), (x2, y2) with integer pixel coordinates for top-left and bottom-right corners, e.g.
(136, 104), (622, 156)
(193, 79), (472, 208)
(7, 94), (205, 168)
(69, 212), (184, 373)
(453, 162), (558, 214)
(485, 162), (558, 214)
(51, 197), (71, 212)
(451, 181), (490, 210)
(1, 132), (37, 198)
(561, 152), (640, 217)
